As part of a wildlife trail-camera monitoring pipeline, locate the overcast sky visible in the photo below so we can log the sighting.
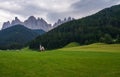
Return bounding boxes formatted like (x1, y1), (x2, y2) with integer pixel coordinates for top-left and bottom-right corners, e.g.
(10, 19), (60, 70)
(0, 0), (120, 29)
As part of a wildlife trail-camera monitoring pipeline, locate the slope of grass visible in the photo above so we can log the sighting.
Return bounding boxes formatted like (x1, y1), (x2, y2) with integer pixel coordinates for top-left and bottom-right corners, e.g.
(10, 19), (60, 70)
(60, 43), (120, 52)
(0, 44), (120, 77)
(64, 42), (80, 48)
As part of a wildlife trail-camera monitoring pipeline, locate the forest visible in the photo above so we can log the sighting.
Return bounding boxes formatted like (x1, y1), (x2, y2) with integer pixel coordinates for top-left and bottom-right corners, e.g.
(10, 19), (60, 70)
(29, 4), (120, 50)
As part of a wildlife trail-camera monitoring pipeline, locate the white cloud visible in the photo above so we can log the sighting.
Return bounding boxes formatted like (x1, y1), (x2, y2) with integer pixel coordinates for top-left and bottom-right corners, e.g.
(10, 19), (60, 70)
(0, 9), (25, 29)
(0, 0), (120, 29)
(0, 1), (22, 11)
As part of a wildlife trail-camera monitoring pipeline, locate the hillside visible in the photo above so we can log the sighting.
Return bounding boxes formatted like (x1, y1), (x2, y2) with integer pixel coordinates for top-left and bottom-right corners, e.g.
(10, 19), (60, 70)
(29, 4), (120, 50)
(0, 25), (40, 50)
(33, 29), (45, 35)
(64, 42), (80, 48)
(61, 43), (120, 52)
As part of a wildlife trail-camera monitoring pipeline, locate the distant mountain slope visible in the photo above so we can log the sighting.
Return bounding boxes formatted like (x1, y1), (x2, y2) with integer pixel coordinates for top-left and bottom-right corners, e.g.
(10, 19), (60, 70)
(29, 4), (120, 50)
(33, 29), (45, 35)
(0, 25), (40, 50)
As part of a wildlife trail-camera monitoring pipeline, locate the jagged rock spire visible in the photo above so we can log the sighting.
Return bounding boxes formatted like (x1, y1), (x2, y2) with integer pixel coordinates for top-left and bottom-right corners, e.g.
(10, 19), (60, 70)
(2, 16), (74, 31)
(53, 17), (74, 28)
(2, 16), (52, 31)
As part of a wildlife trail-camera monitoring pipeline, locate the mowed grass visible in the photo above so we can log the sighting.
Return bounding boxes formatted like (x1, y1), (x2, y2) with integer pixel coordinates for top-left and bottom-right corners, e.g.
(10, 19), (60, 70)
(0, 43), (120, 77)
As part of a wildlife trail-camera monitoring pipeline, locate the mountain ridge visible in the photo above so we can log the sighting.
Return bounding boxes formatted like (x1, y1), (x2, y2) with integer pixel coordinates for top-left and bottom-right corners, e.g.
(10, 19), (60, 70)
(2, 16), (74, 31)
(2, 16), (51, 31)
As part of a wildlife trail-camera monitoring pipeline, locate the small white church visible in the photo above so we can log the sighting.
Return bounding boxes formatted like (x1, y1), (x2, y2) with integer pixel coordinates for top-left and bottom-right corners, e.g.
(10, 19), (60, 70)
(39, 45), (45, 51)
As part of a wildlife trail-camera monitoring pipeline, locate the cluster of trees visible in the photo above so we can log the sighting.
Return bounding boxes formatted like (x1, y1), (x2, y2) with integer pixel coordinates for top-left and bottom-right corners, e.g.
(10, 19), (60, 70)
(29, 5), (120, 50)
(0, 43), (25, 50)
(0, 25), (43, 50)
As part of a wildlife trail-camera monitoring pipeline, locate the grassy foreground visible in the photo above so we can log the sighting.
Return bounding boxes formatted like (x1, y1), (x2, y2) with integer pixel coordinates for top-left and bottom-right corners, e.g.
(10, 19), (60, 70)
(0, 43), (120, 77)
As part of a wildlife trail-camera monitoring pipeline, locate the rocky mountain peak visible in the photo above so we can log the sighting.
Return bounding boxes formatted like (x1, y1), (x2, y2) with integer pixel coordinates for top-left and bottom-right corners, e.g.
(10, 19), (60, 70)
(2, 21), (11, 29)
(15, 17), (19, 21)
(2, 16), (52, 32)
(2, 16), (74, 31)
(57, 19), (62, 24)
(40, 18), (48, 24)
(11, 17), (22, 26)
(68, 17), (72, 21)
(53, 17), (74, 28)
(28, 16), (36, 21)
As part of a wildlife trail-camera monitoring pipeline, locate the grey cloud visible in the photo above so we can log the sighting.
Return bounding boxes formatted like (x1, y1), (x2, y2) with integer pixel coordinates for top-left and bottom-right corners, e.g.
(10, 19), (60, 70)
(0, 1), (48, 17)
(47, 0), (120, 23)
(0, 0), (120, 24)
(47, 11), (72, 23)
(16, 4), (47, 17)
(71, 0), (120, 15)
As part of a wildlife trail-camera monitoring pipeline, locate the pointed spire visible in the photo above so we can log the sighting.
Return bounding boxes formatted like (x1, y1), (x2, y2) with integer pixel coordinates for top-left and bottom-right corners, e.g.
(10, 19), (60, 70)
(28, 16), (36, 20)
(68, 17), (72, 21)
(15, 17), (18, 20)
(2, 21), (11, 29)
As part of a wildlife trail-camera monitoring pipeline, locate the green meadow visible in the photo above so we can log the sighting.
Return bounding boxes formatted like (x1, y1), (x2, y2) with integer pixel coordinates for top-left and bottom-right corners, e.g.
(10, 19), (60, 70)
(0, 43), (120, 77)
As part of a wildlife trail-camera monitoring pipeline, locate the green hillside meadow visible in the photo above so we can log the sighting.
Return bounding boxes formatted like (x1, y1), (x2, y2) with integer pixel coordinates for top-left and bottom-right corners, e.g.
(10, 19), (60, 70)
(64, 42), (80, 48)
(0, 43), (120, 77)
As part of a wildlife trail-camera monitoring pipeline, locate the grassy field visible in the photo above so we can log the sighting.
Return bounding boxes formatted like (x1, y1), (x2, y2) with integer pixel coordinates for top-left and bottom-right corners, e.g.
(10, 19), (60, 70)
(60, 43), (120, 52)
(64, 42), (80, 48)
(0, 43), (120, 77)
